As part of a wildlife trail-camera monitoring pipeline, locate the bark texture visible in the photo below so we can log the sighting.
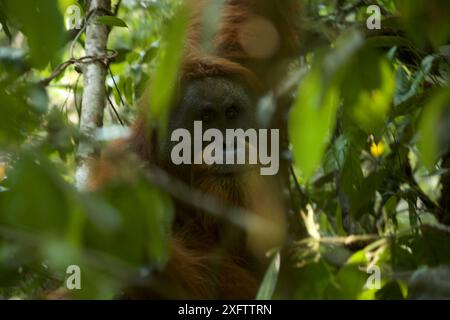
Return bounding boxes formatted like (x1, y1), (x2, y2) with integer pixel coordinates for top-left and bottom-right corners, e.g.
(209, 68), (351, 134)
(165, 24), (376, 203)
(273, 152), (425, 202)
(75, 0), (111, 190)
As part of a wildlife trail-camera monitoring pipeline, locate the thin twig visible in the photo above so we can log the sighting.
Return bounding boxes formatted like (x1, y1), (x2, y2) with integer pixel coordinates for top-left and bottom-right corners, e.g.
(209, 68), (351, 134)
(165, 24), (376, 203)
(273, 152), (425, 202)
(113, 0), (122, 16)
(318, 234), (380, 245)
(61, 85), (73, 115)
(39, 52), (118, 87)
(106, 94), (124, 126)
(289, 164), (308, 210)
(108, 67), (127, 108)
(69, 8), (98, 59)
(39, 59), (77, 86)
(144, 165), (274, 232)
(74, 73), (82, 121)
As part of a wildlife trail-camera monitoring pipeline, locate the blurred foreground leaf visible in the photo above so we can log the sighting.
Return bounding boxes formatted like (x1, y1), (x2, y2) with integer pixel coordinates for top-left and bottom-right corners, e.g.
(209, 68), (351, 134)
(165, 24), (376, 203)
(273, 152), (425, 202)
(149, 4), (189, 137)
(256, 251), (280, 300)
(418, 88), (450, 169)
(4, 0), (65, 69)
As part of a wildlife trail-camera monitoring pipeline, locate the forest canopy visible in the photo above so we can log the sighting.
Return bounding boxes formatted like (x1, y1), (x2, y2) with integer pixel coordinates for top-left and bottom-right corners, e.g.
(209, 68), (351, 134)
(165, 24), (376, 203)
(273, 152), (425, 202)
(0, 0), (450, 300)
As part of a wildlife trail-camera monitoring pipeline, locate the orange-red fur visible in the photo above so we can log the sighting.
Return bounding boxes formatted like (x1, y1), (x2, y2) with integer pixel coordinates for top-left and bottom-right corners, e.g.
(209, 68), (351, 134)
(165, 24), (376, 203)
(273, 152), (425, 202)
(92, 0), (300, 299)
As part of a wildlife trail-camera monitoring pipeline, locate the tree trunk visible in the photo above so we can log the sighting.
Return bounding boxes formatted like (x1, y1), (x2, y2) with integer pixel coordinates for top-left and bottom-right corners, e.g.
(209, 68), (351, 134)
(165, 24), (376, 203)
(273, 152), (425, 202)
(75, 0), (111, 190)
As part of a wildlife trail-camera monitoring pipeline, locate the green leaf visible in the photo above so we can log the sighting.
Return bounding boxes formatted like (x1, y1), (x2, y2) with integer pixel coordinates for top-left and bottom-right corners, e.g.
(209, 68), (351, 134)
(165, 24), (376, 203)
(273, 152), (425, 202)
(0, 1), (12, 41)
(420, 224), (450, 265)
(292, 260), (334, 299)
(376, 281), (405, 300)
(0, 84), (47, 145)
(397, 0), (450, 48)
(395, 56), (435, 106)
(0, 153), (72, 235)
(326, 250), (369, 299)
(256, 251), (280, 300)
(289, 68), (340, 180)
(148, 4), (190, 137)
(85, 170), (174, 268)
(97, 16), (128, 28)
(4, 0), (65, 69)
(289, 31), (365, 180)
(351, 61), (395, 137)
(323, 134), (351, 175)
(418, 88), (450, 169)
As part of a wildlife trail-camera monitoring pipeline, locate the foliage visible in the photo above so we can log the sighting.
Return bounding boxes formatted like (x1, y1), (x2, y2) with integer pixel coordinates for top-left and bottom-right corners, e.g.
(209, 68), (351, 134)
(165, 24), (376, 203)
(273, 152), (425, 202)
(0, 0), (450, 299)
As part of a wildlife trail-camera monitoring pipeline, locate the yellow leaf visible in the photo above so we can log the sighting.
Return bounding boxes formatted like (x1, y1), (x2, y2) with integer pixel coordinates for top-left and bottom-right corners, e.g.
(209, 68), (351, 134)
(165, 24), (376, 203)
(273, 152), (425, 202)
(370, 141), (385, 159)
(0, 163), (5, 181)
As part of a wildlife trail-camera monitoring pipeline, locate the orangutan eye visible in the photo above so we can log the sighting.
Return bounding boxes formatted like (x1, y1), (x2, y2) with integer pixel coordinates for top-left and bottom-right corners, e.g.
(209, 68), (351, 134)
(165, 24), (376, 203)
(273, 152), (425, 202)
(225, 105), (240, 120)
(200, 107), (216, 122)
